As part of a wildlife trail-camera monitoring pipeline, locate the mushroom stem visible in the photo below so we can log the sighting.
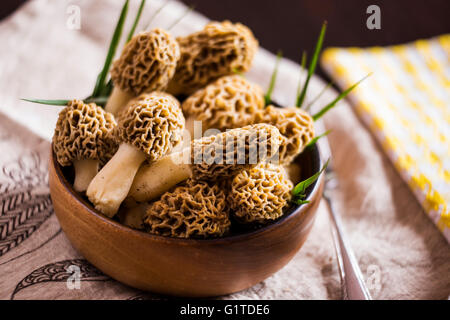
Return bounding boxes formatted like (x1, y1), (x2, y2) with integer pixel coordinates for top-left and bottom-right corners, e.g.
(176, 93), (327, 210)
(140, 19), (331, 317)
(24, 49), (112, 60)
(73, 159), (99, 193)
(127, 150), (192, 203)
(87, 143), (147, 217)
(104, 87), (134, 116)
(119, 202), (149, 230)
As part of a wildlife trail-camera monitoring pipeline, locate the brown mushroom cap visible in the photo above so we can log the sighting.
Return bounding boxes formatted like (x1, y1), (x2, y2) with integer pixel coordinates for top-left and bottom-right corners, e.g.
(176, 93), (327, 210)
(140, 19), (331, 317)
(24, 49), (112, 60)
(191, 123), (282, 181)
(53, 100), (117, 167)
(144, 179), (230, 238)
(111, 28), (180, 96)
(253, 106), (315, 164)
(117, 92), (185, 161)
(181, 75), (264, 131)
(169, 21), (258, 95)
(230, 162), (293, 223)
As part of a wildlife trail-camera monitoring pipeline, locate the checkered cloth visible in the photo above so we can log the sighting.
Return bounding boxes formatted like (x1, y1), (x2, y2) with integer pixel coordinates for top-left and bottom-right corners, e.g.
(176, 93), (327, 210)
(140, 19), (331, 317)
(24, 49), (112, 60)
(321, 35), (450, 243)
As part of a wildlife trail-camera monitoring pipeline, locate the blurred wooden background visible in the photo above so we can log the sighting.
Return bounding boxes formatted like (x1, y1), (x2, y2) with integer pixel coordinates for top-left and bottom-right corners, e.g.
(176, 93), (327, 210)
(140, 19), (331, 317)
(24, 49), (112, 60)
(1, 0), (449, 77)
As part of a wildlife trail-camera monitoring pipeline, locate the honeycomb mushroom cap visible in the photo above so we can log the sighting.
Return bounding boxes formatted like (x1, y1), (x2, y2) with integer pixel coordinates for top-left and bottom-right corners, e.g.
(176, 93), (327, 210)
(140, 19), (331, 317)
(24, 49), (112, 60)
(117, 92), (185, 161)
(191, 123), (282, 181)
(182, 75), (264, 131)
(230, 162), (293, 223)
(111, 28), (180, 96)
(52, 100), (117, 166)
(144, 179), (230, 238)
(253, 106), (315, 164)
(169, 21), (258, 95)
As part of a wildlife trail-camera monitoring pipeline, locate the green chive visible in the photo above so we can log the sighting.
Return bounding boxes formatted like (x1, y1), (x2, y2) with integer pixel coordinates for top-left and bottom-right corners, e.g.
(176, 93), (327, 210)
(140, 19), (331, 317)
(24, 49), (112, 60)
(85, 96), (110, 105)
(21, 99), (70, 106)
(306, 130), (331, 148)
(292, 158), (329, 204)
(21, 96), (110, 106)
(296, 21), (327, 108)
(126, 0), (146, 42)
(264, 50), (282, 106)
(91, 0), (129, 98)
(99, 79), (114, 97)
(312, 73), (371, 121)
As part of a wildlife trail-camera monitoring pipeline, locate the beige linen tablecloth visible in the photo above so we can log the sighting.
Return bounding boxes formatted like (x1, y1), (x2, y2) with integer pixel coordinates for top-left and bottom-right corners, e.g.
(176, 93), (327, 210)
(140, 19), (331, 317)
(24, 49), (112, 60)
(0, 0), (448, 300)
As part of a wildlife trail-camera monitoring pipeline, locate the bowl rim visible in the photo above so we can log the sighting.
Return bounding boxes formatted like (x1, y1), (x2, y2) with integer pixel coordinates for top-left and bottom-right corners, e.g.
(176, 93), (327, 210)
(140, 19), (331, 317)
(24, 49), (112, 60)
(51, 144), (323, 245)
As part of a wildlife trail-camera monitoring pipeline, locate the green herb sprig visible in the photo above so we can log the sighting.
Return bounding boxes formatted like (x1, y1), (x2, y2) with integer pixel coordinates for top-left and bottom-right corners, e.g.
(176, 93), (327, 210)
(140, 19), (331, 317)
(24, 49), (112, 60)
(292, 158), (329, 205)
(22, 0), (147, 107)
(295, 51), (307, 101)
(96, 0), (147, 98)
(305, 130), (331, 148)
(126, 0), (146, 42)
(296, 21), (327, 108)
(21, 96), (109, 106)
(288, 20), (370, 120)
(312, 73), (371, 121)
(91, 0), (129, 98)
(264, 50), (282, 106)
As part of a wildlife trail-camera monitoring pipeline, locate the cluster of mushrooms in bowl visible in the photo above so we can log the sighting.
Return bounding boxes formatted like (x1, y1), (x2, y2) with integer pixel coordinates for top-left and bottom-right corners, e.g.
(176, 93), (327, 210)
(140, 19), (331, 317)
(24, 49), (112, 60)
(48, 20), (324, 296)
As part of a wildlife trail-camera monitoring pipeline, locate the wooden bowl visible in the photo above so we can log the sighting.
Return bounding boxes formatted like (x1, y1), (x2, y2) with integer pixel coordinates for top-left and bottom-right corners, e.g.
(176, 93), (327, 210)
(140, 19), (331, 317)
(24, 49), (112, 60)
(49, 144), (324, 297)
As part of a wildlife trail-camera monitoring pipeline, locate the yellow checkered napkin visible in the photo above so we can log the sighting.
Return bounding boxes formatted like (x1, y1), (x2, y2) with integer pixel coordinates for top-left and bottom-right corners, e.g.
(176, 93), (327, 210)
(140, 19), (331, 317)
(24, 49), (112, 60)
(321, 34), (450, 243)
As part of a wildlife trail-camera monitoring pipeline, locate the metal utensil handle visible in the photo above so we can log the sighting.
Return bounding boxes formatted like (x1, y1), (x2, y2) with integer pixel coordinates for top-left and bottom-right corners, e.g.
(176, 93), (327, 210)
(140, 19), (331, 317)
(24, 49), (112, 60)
(324, 194), (372, 300)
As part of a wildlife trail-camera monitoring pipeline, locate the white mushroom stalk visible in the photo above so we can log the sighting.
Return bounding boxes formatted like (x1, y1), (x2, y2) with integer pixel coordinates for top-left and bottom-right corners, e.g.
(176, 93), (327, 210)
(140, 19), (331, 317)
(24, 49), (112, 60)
(87, 92), (185, 217)
(126, 123), (282, 204)
(72, 159), (101, 192)
(106, 28), (180, 116)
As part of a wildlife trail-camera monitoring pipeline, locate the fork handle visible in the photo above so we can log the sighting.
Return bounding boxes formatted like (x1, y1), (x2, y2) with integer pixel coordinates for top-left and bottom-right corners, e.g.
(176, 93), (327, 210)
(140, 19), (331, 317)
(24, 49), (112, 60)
(324, 194), (372, 300)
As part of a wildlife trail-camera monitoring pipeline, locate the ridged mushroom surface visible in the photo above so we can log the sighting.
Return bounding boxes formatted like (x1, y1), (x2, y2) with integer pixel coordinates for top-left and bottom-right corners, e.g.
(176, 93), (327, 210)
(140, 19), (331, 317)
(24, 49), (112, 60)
(144, 179), (230, 238)
(53, 100), (117, 166)
(181, 75), (264, 131)
(252, 106), (315, 164)
(191, 123), (282, 181)
(168, 21), (258, 95)
(111, 28), (180, 96)
(230, 162), (293, 223)
(117, 92), (185, 161)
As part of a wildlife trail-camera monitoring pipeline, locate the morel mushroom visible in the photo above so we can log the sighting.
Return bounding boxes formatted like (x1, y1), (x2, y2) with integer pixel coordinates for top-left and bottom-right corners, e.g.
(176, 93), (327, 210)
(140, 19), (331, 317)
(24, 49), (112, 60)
(126, 123), (282, 204)
(167, 21), (258, 96)
(230, 162), (293, 223)
(181, 75), (265, 137)
(106, 28), (180, 115)
(251, 106), (315, 164)
(144, 179), (230, 238)
(53, 100), (117, 192)
(87, 92), (185, 217)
